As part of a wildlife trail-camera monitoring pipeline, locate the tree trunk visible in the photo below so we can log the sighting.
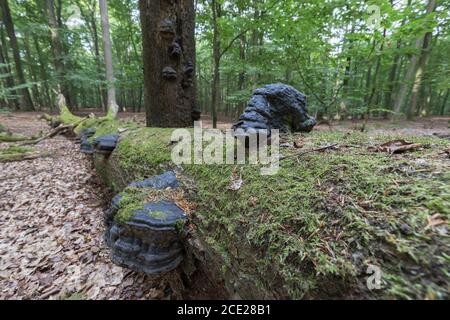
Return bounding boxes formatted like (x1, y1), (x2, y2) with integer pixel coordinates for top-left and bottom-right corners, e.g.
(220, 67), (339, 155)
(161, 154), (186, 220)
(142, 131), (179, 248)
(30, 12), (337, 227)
(139, 0), (197, 128)
(33, 35), (52, 111)
(393, 0), (437, 119)
(0, 24), (18, 109)
(45, 0), (71, 108)
(408, 29), (435, 119)
(211, 0), (220, 128)
(440, 89), (449, 116)
(99, 0), (119, 117)
(0, 0), (34, 110)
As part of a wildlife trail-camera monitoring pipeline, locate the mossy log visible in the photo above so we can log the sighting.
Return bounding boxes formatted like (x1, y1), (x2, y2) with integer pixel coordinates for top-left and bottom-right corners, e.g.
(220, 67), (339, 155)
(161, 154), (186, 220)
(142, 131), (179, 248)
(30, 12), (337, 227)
(0, 145), (50, 162)
(0, 131), (33, 142)
(53, 108), (450, 299)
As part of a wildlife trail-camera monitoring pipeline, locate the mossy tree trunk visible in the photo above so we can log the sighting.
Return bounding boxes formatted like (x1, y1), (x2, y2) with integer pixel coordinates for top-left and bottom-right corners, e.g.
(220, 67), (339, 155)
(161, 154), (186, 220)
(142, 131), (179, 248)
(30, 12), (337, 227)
(139, 0), (197, 128)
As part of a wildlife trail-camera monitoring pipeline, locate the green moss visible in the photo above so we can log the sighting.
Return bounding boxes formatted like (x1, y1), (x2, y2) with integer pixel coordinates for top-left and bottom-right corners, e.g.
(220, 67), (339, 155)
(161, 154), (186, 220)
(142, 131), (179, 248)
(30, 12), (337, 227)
(0, 145), (36, 162)
(0, 132), (30, 142)
(115, 187), (148, 223)
(183, 131), (450, 299)
(115, 128), (175, 179)
(59, 105), (83, 124)
(1, 145), (32, 154)
(148, 210), (168, 220)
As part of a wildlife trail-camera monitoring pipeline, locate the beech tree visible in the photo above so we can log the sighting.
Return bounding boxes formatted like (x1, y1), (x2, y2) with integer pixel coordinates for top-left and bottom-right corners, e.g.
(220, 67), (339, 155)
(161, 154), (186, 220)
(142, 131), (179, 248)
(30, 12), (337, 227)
(0, 0), (34, 110)
(99, 0), (118, 117)
(138, 0), (198, 128)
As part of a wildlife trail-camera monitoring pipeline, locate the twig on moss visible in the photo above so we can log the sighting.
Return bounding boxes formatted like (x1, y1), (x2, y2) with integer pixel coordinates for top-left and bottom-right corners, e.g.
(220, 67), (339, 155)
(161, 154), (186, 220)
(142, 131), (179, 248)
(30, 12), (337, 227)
(281, 144), (339, 160)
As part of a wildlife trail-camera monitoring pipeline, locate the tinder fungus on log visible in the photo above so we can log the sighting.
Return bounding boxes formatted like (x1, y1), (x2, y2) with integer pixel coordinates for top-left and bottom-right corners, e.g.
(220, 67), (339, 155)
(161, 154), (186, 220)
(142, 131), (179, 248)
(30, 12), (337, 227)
(233, 83), (317, 135)
(105, 171), (188, 275)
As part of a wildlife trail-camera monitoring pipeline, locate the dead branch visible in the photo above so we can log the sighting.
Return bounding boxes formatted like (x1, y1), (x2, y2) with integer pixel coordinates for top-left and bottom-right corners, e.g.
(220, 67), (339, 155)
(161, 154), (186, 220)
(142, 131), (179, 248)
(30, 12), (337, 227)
(281, 143), (339, 160)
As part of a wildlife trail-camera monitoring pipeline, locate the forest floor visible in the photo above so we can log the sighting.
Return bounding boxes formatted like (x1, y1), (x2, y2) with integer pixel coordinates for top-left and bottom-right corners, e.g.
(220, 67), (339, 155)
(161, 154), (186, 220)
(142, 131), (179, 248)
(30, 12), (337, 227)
(0, 111), (449, 300)
(0, 112), (170, 300)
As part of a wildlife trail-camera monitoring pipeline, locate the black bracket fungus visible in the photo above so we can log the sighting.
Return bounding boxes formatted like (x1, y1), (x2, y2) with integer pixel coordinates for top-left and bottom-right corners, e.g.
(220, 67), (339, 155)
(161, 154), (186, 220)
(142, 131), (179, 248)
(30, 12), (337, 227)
(168, 41), (182, 59)
(232, 83), (317, 136)
(129, 171), (179, 189)
(162, 67), (177, 80)
(78, 128), (96, 154)
(183, 61), (194, 77)
(108, 201), (187, 274)
(105, 171), (188, 275)
(159, 19), (175, 40)
(92, 134), (119, 155)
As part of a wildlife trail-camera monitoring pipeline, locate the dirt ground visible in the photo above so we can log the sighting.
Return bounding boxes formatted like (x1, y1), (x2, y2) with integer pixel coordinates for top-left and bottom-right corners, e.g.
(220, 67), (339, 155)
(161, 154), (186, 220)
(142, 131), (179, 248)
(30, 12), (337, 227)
(0, 111), (448, 300)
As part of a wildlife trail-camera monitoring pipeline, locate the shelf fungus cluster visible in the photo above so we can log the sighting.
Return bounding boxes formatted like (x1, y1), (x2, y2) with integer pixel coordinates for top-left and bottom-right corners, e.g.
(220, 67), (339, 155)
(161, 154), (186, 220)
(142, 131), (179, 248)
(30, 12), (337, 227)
(233, 83), (317, 136)
(158, 16), (195, 89)
(75, 127), (188, 276)
(79, 128), (96, 154)
(104, 171), (188, 275)
(79, 130), (119, 156)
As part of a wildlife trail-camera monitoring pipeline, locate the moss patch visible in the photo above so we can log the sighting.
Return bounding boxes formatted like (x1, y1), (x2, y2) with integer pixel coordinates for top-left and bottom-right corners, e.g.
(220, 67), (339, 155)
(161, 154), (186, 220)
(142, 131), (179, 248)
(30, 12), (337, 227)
(149, 210), (168, 220)
(183, 131), (450, 299)
(114, 185), (188, 224)
(114, 128), (175, 180)
(115, 187), (148, 223)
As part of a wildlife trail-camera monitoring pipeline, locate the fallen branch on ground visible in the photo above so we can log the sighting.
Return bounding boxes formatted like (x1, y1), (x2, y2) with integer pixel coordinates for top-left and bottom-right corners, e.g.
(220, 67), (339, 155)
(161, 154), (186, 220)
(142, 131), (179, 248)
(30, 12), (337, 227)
(0, 151), (52, 162)
(281, 143), (339, 160)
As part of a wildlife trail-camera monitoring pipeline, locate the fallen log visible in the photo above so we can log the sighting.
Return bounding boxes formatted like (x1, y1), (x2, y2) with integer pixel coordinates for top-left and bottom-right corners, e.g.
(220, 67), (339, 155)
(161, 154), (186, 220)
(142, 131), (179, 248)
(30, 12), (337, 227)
(49, 103), (450, 299)
(0, 151), (51, 162)
(0, 132), (33, 142)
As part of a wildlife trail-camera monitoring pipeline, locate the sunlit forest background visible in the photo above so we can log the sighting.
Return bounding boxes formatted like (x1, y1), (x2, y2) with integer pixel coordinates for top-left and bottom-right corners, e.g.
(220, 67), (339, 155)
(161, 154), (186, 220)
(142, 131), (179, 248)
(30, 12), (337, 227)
(0, 0), (449, 121)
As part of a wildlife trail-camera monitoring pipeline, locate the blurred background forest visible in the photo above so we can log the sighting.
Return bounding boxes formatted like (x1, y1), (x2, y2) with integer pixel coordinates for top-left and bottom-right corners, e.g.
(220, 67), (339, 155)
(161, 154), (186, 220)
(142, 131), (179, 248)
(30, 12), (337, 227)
(0, 0), (449, 124)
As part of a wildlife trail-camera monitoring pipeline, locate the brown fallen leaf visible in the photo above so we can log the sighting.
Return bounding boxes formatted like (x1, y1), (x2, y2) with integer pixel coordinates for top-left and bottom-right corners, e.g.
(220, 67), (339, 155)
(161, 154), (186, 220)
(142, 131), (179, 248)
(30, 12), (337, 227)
(424, 214), (447, 231)
(368, 139), (422, 154)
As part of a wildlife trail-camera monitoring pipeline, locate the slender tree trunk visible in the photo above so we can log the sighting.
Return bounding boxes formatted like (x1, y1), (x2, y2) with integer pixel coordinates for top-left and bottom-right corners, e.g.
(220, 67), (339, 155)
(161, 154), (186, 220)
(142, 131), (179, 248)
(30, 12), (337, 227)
(237, 32), (246, 118)
(211, 0), (221, 128)
(139, 0), (197, 127)
(33, 35), (52, 110)
(440, 89), (449, 116)
(0, 24), (18, 109)
(0, 0), (34, 110)
(45, 0), (72, 107)
(23, 35), (41, 109)
(362, 29), (386, 131)
(99, 0), (118, 117)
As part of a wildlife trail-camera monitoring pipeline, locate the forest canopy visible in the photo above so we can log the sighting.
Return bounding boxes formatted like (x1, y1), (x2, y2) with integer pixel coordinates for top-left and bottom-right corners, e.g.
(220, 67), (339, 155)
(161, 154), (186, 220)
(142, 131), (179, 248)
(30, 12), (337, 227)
(0, 0), (449, 122)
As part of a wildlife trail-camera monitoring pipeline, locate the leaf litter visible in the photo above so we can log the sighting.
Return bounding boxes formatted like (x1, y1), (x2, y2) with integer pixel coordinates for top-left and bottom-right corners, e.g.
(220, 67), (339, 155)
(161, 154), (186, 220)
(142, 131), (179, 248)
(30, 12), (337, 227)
(0, 114), (169, 300)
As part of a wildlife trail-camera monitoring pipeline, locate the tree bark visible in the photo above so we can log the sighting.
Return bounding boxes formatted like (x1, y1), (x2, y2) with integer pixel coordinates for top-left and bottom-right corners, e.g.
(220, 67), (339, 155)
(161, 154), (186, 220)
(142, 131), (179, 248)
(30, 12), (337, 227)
(211, 0), (220, 128)
(139, 0), (197, 128)
(0, 24), (19, 109)
(393, 0), (437, 119)
(440, 89), (449, 116)
(99, 0), (119, 117)
(0, 0), (34, 110)
(45, 0), (72, 108)
(408, 28), (435, 119)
